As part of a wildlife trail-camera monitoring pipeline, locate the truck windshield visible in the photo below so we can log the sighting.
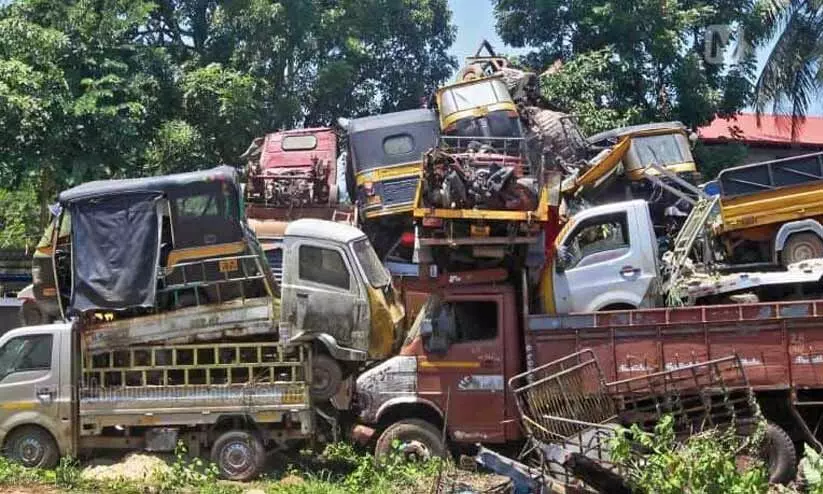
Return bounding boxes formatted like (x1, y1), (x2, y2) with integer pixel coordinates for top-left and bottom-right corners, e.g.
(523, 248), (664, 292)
(353, 238), (391, 288)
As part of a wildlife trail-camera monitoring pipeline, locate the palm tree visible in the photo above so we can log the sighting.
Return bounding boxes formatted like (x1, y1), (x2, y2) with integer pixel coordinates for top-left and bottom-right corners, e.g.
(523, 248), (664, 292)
(754, 0), (823, 138)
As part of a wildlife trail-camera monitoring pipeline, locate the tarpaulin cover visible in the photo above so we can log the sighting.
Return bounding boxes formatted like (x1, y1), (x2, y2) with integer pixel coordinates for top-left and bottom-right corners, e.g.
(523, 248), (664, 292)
(69, 193), (161, 313)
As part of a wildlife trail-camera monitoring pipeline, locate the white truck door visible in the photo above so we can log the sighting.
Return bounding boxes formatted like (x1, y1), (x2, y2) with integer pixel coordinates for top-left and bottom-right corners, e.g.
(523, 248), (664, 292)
(0, 325), (71, 465)
(280, 238), (365, 350)
(553, 200), (658, 313)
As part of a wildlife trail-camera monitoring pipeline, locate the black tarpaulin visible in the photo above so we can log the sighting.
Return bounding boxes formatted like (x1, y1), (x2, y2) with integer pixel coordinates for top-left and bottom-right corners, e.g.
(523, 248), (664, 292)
(69, 193), (161, 313)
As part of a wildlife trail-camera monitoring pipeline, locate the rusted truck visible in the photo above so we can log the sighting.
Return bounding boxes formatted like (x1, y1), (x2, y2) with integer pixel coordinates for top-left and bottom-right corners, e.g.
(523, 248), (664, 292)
(0, 322), (315, 481)
(352, 269), (818, 483)
(43, 167), (404, 401)
(242, 127), (352, 221)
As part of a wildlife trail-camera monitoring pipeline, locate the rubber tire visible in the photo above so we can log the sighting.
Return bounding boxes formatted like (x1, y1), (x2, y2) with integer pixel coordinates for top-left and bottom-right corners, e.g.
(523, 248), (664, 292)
(310, 354), (343, 402)
(761, 422), (797, 485)
(4, 426), (59, 469)
(782, 233), (823, 266)
(374, 419), (446, 461)
(210, 430), (266, 481)
(19, 301), (44, 326)
(526, 108), (587, 165)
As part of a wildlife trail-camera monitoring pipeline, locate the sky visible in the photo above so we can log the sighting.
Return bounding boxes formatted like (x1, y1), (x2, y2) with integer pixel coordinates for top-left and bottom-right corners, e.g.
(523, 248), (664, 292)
(447, 0), (823, 117)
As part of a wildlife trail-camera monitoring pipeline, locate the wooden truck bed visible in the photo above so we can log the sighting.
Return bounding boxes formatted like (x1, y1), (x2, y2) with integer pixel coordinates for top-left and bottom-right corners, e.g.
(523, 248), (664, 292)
(717, 152), (823, 234)
(526, 300), (823, 391)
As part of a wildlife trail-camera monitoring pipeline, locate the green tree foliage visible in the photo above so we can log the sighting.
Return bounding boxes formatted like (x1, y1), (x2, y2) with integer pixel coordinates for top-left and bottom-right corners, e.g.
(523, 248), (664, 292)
(0, 0), (456, 247)
(494, 0), (763, 130)
(753, 0), (823, 139)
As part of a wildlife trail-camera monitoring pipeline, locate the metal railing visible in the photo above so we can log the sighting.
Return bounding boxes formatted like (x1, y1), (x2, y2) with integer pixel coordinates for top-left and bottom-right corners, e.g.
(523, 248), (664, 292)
(159, 253), (269, 308)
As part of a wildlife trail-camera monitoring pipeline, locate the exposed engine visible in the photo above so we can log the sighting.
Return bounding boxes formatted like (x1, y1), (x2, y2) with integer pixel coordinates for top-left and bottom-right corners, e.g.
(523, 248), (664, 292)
(249, 157), (331, 208)
(421, 148), (537, 211)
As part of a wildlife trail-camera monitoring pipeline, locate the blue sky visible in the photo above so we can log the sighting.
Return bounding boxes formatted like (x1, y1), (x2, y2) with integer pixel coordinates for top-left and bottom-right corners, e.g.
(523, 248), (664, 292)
(447, 0), (823, 117)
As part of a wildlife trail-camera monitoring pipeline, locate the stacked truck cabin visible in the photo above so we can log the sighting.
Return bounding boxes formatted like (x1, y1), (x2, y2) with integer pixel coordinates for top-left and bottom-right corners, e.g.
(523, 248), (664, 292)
(0, 167), (413, 479)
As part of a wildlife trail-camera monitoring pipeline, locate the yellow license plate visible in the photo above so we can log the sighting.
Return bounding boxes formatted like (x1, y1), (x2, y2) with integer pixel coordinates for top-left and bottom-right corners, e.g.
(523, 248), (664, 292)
(367, 195), (382, 205)
(219, 259), (239, 273)
(470, 225), (490, 237)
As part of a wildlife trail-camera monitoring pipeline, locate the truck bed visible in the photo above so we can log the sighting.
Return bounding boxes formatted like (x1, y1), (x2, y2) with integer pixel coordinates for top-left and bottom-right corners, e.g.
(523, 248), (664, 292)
(82, 297), (279, 351)
(526, 300), (823, 391)
(717, 152), (823, 234)
(80, 340), (310, 429)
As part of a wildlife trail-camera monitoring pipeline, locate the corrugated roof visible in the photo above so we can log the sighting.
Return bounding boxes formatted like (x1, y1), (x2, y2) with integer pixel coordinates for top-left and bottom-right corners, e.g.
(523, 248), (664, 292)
(699, 113), (823, 147)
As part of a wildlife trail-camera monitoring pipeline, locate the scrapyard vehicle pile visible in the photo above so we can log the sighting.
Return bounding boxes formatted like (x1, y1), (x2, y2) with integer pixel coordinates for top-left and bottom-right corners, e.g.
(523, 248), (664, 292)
(11, 41), (823, 491)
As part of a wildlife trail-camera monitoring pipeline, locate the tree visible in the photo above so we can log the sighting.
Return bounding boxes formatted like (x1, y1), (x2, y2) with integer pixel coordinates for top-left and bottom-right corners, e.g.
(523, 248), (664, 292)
(493, 0), (763, 129)
(753, 0), (823, 138)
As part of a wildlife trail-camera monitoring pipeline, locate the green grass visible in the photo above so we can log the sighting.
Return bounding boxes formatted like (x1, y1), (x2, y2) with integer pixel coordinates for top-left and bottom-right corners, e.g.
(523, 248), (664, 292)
(0, 441), (451, 494)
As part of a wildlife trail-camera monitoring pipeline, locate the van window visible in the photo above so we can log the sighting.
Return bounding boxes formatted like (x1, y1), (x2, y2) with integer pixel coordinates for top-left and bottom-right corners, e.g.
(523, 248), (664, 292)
(282, 135), (318, 151)
(563, 213), (630, 269)
(299, 245), (350, 290)
(0, 334), (53, 381)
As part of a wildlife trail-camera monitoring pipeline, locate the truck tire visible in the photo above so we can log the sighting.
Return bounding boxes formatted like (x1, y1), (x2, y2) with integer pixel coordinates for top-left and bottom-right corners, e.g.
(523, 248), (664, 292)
(761, 422), (797, 485)
(782, 233), (823, 266)
(210, 430), (265, 481)
(4, 425), (59, 469)
(525, 108), (587, 167)
(374, 419), (445, 461)
(311, 354), (343, 402)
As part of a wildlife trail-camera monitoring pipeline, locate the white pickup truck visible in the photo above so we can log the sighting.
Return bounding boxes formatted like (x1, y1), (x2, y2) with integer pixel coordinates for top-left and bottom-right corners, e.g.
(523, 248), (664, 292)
(541, 200), (823, 313)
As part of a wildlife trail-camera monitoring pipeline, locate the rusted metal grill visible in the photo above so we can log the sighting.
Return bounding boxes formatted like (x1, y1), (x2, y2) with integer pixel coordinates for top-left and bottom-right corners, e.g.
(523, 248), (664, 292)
(510, 349), (615, 443)
(608, 355), (759, 436)
(160, 253), (270, 308)
(83, 342), (308, 390)
(509, 350), (761, 492)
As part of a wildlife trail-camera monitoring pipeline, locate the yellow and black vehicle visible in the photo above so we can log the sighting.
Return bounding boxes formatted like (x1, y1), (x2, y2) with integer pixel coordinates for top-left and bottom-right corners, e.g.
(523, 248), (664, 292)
(342, 108), (439, 220)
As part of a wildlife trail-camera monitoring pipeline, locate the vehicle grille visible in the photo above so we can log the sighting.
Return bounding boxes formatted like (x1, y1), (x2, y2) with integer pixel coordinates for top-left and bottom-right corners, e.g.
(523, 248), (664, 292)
(266, 249), (284, 284)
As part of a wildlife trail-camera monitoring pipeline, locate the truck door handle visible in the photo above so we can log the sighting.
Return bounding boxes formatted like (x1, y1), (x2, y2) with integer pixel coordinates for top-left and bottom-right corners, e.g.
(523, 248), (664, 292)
(296, 292), (309, 299)
(620, 266), (640, 276)
(36, 388), (55, 404)
(480, 358), (496, 368)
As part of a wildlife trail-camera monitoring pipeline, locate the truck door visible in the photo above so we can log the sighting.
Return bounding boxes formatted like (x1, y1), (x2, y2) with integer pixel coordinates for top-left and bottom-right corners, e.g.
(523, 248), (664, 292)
(281, 240), (367, 351)
(0, 328), (70, 463)
(419, 295), (507, 443)
(553, 205), (656, 313)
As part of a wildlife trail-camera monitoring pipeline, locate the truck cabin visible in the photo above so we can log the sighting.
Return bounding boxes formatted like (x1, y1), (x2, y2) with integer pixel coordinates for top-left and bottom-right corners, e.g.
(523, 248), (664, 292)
(53, 167), (275, 321)
(245, 127), (338, 210)
(341, 109), (439, 221)
(435, 76), (524, 157)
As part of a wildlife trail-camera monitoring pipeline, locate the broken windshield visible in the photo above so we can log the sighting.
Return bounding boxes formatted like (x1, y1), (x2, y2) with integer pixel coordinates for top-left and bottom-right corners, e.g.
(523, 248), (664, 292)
(353, 238), (391, 288)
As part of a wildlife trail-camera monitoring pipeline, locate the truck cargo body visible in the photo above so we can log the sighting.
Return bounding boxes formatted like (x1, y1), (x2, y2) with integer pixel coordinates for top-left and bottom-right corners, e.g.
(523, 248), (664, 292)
(0, 323), (313, 479)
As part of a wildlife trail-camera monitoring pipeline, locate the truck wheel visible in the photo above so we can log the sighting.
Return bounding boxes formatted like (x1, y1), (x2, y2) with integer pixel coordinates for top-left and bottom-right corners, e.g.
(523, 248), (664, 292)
(374, 419), (446, 462)
(311, 354), (343, 402)
(782, 233), (823, 266)
(760, 422), (797, 485)
(210, 430), (265, 481)
(4, 426), (59, 469)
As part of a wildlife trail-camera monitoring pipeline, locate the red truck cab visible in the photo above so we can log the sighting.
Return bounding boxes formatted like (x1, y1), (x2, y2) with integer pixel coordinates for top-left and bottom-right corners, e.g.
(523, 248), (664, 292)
(246, 127), (343, 220)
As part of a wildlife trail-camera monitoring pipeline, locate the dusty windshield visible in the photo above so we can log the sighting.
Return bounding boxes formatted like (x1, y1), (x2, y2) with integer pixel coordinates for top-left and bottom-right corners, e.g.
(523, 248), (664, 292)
(630, 133), (690, 167)
(353, 238), (391, 287)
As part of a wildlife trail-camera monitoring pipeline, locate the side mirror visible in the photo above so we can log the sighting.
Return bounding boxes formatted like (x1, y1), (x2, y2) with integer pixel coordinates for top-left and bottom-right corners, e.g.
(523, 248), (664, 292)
(421, 317), (450, 354)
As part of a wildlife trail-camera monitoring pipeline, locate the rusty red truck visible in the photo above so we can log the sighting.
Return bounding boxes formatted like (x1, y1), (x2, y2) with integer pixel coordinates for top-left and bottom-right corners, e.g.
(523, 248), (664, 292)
(353, 268), (823, 483)
(243, 127), (351, 221)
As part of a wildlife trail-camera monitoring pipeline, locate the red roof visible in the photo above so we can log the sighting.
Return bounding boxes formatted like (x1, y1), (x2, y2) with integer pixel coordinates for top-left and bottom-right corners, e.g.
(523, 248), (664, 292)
(698, 113), (823, 147)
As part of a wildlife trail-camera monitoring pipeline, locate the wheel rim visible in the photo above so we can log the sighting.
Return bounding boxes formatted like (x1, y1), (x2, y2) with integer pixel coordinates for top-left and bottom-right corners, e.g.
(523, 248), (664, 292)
(398, 439), (432, 462)
(312, 367), (331, 394)
(219, 441), (254, 477)
(17, 437), (44, 466)
(791, 242), (817, 262)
